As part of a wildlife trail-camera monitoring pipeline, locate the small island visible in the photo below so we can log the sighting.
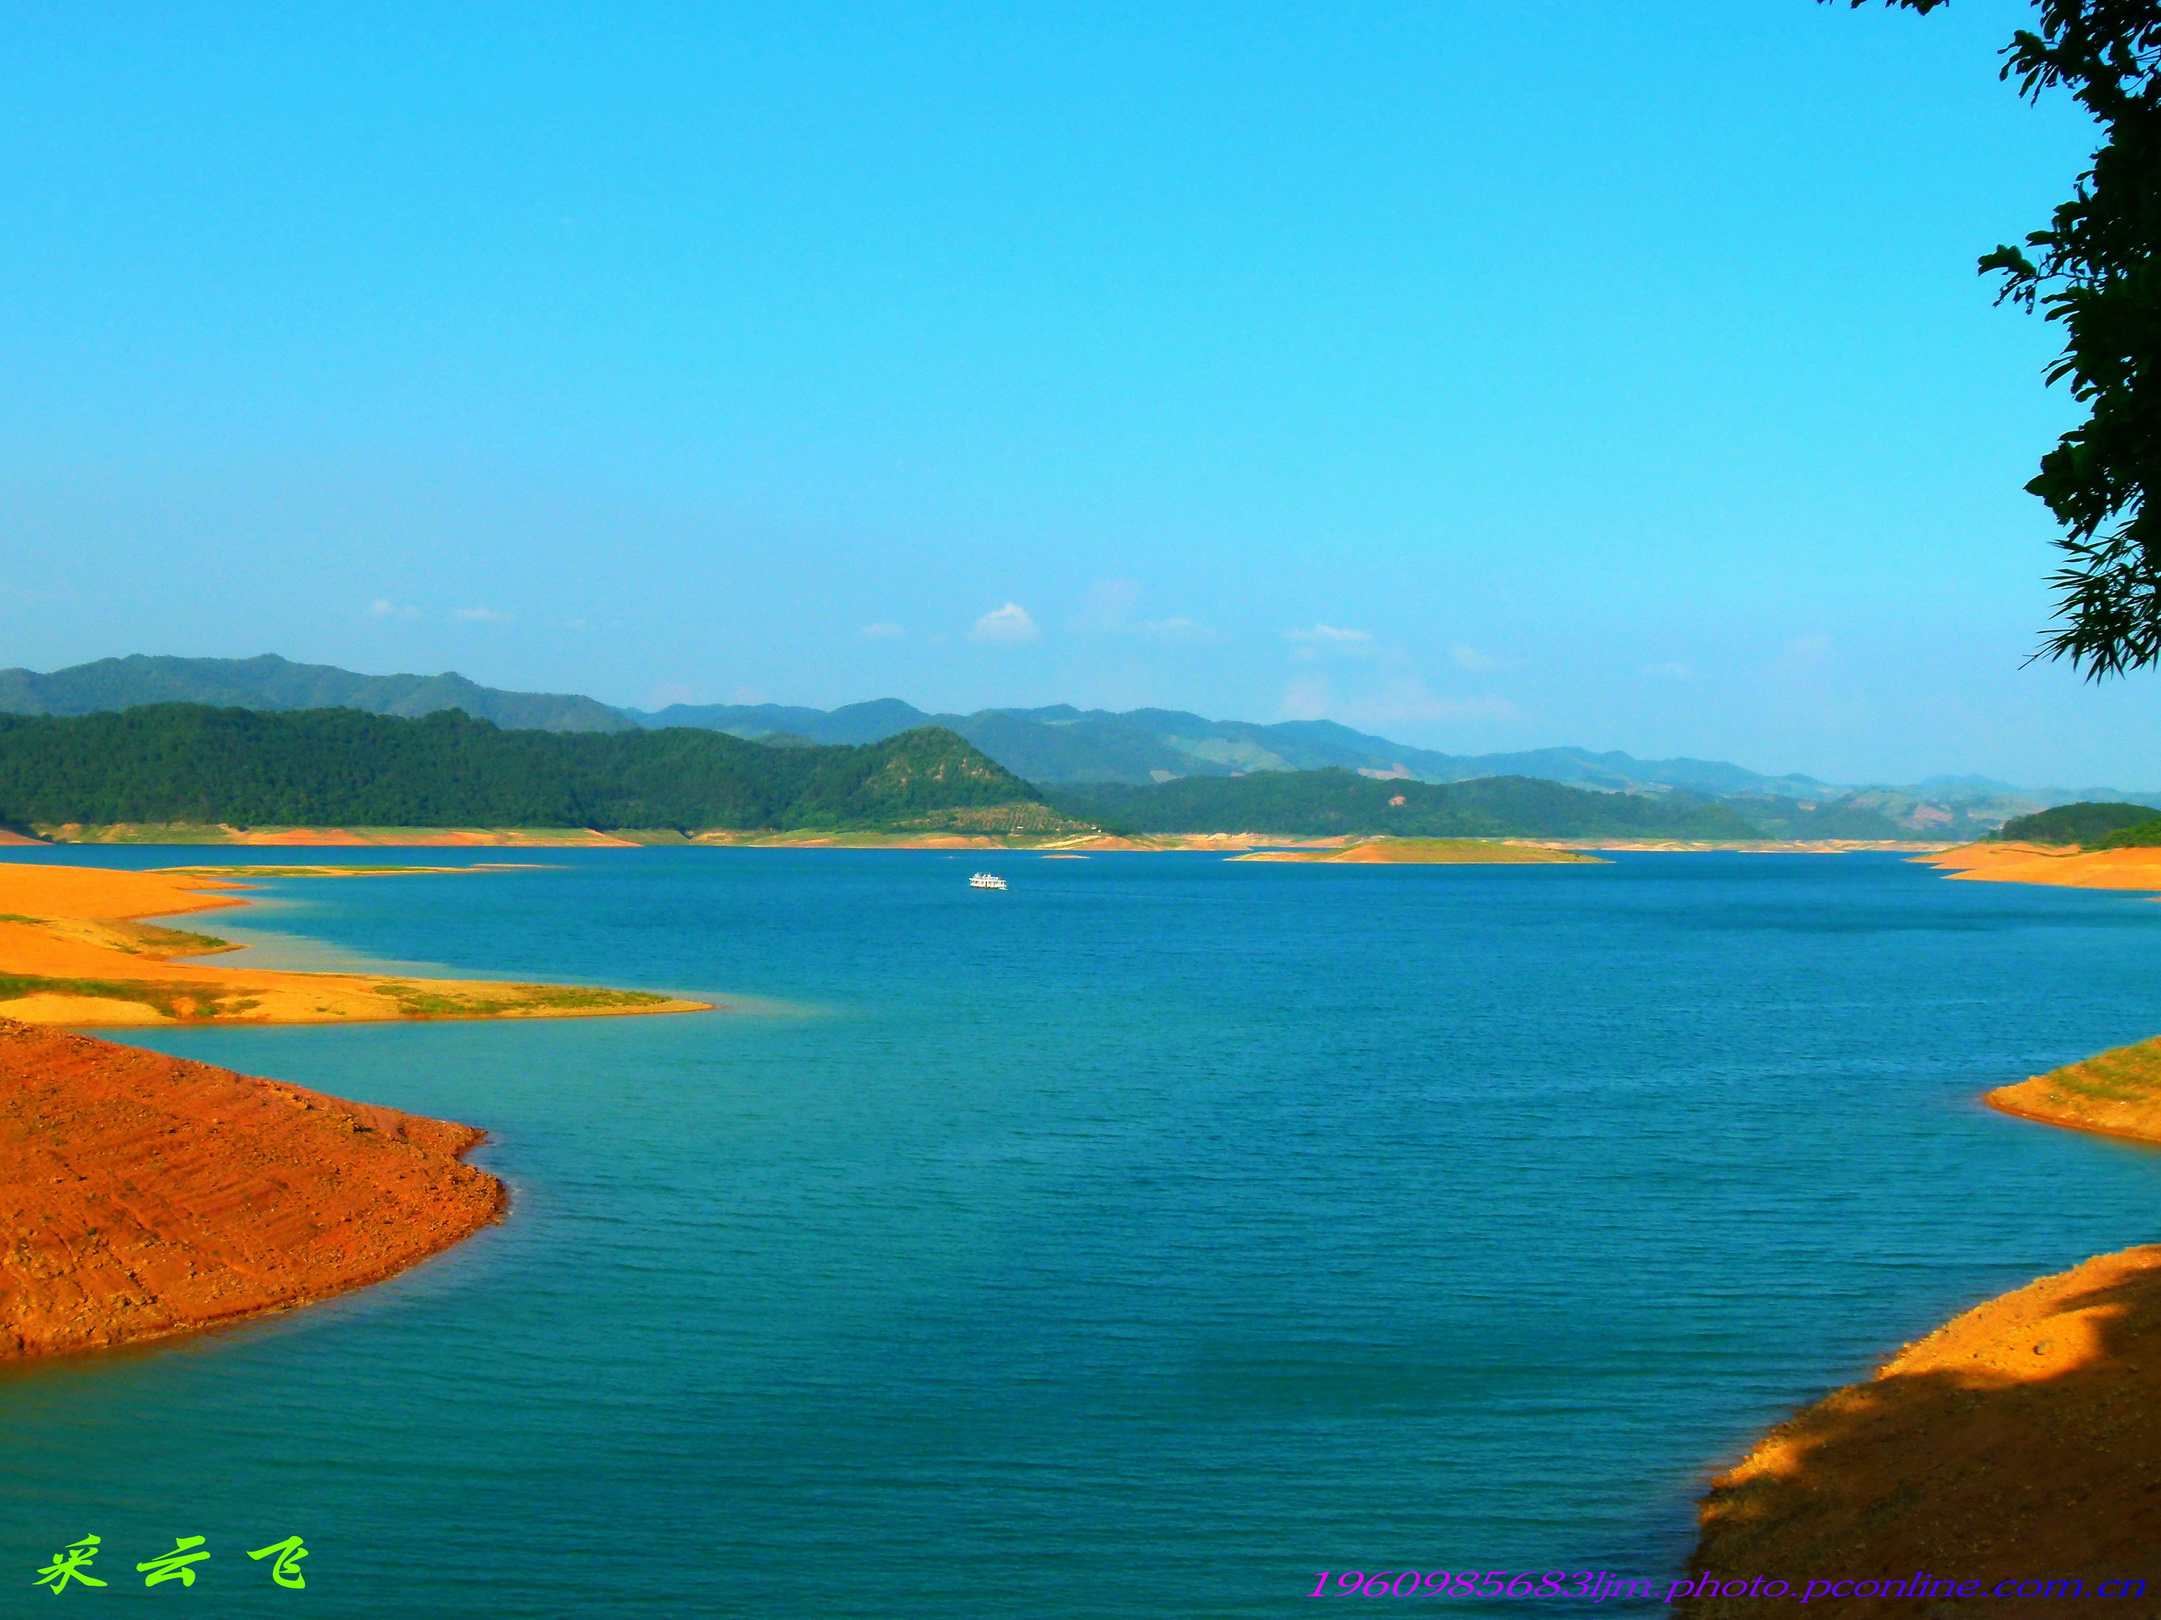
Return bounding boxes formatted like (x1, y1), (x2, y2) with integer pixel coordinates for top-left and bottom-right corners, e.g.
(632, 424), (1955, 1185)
(1227, 837), (1607, 865)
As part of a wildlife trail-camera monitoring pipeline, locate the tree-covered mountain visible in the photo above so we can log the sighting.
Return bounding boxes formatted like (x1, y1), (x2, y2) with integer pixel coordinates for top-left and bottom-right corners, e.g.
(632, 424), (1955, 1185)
(8, 656), (2150, 834)
(0, 655), (636, 733)
(1045, 772), (1764, 840)
(0, 706), (1046, 832)
(1992, 801), (2161, 847)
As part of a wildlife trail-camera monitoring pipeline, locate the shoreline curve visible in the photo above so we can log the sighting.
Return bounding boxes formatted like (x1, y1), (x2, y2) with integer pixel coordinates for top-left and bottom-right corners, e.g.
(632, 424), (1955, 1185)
(0, 859), (710, 1027)
(1681, 1035), (2161, 1613)
(0, 1018), (506, 1360)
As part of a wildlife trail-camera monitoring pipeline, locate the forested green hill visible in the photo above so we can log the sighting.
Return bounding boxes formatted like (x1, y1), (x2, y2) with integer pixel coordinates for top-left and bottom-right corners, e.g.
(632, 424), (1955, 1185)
(1046, 771), (1762, 839)
(0, 706), (1045, 832)
(1992, 801), (2159, 847)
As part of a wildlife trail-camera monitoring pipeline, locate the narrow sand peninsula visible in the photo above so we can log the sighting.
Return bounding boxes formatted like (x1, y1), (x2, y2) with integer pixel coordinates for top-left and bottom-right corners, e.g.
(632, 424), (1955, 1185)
(1987, 1034), (2161, 1147)
(0, 860), (708, 1026)
(1919, 840), (2161, 890)
(0, 1018), (504, 1358)
(1229, 838), (1605, 865)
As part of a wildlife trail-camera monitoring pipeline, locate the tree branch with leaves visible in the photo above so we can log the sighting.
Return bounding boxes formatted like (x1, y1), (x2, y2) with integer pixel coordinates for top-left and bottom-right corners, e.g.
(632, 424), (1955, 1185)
(1843, 0), (2161, 675)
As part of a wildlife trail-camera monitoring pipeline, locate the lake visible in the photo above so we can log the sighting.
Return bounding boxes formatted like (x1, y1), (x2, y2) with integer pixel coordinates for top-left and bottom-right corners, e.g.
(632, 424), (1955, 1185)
(4, 848), (2159, 1616)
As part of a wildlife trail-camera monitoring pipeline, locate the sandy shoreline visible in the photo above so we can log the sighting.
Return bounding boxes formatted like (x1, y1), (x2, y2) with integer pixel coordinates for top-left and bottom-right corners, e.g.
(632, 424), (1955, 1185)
(0, 858), (711, 1359)
(1916, 839), (2161, 891)
(13, 823), (1975, 853)
(0, 860), (709, 1027)
(1228, 839), (1605, 865)
(1683, 861), (2161, 1612)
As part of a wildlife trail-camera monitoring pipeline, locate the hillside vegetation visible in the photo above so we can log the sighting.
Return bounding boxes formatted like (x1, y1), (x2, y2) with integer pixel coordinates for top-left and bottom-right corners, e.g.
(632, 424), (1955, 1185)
(0, 706), (1046, 832)
(1046, 771), (1763, 840)
(0, 658), (2097, 840)
(1992, 801), (2159, 846)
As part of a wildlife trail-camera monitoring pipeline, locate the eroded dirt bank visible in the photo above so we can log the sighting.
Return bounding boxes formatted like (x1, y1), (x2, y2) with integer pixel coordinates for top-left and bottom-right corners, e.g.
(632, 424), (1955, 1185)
(1682, 1247), (2161, 1617)
(0, 1018), (505, 1358)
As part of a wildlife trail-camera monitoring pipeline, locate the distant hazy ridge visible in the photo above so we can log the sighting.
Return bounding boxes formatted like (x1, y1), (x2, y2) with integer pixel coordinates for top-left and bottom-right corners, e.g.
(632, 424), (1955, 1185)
(0, 654), (635, 735)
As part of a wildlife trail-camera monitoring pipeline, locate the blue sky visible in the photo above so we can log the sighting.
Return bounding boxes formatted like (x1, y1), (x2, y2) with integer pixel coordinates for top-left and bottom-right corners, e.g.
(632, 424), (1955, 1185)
(0, 1), (2146, 785)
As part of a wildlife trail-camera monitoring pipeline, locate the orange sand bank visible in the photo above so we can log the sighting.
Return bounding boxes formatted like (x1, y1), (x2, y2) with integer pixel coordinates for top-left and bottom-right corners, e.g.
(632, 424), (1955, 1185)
(0, 861), (707, 1026)
(1684, 1245), (2161, 1616)
(38, 824), (642, 846)
(1229, 838), (1605, 865)
(687, 829), (1348, 851)
(1986, 1034), (2161, 1147)
(1919, 840), (2161, 891)
(0, 1018), (504, 1358)
(1685, 1033), (2161, 1610)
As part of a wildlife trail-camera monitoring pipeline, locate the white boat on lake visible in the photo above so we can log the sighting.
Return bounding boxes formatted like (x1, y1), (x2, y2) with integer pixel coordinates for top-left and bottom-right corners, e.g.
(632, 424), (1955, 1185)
(969, 872), (1008, 890)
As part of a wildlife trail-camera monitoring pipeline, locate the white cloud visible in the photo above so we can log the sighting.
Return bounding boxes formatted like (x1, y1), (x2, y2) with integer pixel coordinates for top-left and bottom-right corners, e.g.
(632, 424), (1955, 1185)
(1072, 579), (1141, 633)
(368, 598), (421, 619)
(1282, 678), (1333, 720)
(1138, 616), (1216, 646)
(1451, 644), (1504, 672)
(970, 602), (1040, 644)
(1068, 581), (1215, 646)
(1285, 623), (1376, 661)
(862, 621), (905, 640)
(455, 605), (513, 623)
(1364, 692), (1518, 724)
(1647, 660), (1696, 679)
(1283, 675), (1517, 728)
(1770, 634), (1835, 677)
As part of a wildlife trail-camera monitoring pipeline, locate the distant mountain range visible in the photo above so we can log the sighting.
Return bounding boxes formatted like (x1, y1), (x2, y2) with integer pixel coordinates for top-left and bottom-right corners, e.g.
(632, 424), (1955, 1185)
(631, 697), (1848, 795)
(0, 654), (634, 734)
(6, 655), (2154, 839)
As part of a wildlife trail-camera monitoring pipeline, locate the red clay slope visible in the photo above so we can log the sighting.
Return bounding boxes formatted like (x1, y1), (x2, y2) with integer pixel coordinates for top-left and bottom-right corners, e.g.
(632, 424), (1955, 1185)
(0, 1017), (504, 1357)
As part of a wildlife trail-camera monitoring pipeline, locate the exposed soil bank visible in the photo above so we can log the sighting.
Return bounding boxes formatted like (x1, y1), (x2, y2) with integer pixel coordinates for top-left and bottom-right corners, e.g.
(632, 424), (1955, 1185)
(1988, 1036), (2161, 1146)
(1919, 841), (2161, 891)
(1228, 838), (1605, 865)
(0, 861), (709, 1027)
(1682, 1246), (2161, 1617)
(1683, 1042), (2161, 1611)
(687, 829), (1349, 850)
(0, 1018), (505, 1359)
(36, 824), (642, 846)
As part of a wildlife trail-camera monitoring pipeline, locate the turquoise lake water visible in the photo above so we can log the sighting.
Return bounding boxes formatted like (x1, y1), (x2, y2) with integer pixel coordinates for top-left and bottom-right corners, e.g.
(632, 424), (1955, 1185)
(5, 849), (2161, 1617)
